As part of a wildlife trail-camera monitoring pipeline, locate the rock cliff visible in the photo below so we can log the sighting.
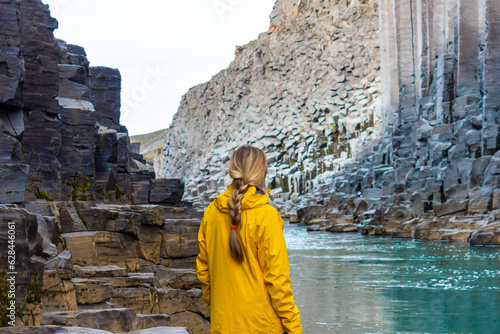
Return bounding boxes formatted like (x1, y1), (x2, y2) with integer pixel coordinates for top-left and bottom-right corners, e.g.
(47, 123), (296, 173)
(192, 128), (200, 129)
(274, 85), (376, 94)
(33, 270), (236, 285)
(157, 0), (500, 245)
(297, 0), (500, 245)
(0, 1), (208, 332)
(156, 0), (382, 209)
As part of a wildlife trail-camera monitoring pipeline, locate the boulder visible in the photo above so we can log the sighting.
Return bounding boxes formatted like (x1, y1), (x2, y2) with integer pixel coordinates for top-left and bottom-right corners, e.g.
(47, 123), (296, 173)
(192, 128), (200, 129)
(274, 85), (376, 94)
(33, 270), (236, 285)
(27, 213), (58, 257)
(297, 205), (323, 225)
(469, 196), (491, 214)
(42, 308), (137, 333)
(60, 202), (88, 233)
(470, 230), (500, 246)
(46, 250), (73, 271)
(149, 179), (184, 204)
(130, 172), (151, 205)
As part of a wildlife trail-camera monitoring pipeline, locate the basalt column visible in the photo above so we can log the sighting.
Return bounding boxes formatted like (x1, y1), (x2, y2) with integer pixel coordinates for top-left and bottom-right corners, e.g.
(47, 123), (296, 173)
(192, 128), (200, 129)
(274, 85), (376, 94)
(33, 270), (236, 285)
(482, 0), (500, 156)
(378, 0), (399, 131)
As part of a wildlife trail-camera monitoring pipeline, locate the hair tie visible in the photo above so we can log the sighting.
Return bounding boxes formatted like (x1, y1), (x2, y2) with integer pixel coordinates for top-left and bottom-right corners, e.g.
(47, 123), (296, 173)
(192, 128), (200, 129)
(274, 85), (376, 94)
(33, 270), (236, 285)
(231, 225), (237, 230)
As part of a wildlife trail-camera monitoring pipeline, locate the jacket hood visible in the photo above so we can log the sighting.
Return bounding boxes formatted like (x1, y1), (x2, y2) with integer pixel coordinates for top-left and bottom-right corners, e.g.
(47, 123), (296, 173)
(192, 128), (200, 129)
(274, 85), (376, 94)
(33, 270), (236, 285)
(214, 184), (271, 213)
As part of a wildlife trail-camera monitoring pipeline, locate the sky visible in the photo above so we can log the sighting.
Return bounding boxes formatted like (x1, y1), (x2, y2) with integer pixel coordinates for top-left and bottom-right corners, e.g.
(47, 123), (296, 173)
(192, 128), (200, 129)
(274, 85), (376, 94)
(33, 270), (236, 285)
(41, 0), (277, 136)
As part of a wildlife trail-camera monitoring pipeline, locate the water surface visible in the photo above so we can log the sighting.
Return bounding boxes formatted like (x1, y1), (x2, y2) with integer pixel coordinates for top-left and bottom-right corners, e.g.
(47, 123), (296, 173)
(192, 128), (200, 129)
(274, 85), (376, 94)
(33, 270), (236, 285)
(284, 223), (500, 333)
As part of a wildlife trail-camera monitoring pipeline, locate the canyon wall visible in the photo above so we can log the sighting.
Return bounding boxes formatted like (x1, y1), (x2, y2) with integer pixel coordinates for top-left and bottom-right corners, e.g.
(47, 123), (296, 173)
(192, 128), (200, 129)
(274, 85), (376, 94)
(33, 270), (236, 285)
(158, 0), (500, 244)
(0, 1), (208, 332)
(297, 0), (500, 244)
(156, 0), (382, 210)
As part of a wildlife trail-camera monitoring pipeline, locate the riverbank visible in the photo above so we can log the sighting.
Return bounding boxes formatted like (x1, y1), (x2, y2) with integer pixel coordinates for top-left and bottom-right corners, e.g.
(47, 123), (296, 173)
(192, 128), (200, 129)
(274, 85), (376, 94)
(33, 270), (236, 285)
(285, 202), (500, 246)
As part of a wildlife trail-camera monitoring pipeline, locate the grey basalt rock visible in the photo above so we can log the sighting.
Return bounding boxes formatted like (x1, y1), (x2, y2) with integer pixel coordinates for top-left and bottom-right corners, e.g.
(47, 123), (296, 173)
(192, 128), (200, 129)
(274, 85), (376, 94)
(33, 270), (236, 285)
(0, 164), (29, 203)
(0, 326), (113, 334)
(156, 0), (382, 206)
(0, 1), (23, 107)
(130, 171), (151, 205)
(89, 67), (122, 130)
(0, 133), (22, 164)
(18, 0), (59, 112)
(0, 0), (198, 330)
(46, 250), (73, 271)
(0, 207), (45, 325)
(149, 179), (184, 204)
(27, 213), (58, 258)
(155, 0), (500, 244)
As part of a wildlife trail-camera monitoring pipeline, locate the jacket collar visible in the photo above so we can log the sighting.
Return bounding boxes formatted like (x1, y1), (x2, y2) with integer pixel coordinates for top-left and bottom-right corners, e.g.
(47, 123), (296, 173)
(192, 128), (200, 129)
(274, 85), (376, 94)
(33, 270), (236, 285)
(214, 184), (270, 213)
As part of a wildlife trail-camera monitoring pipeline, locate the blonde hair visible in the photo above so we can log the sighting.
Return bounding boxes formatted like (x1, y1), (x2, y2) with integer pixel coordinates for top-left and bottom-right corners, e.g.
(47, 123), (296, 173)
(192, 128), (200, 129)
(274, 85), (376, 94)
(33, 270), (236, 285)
(227, 145), (267, 262)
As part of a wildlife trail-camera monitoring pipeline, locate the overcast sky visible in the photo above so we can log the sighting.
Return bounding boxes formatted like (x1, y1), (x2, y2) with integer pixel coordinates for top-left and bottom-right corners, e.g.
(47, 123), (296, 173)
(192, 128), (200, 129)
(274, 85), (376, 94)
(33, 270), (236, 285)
(41, 0), (276, 136)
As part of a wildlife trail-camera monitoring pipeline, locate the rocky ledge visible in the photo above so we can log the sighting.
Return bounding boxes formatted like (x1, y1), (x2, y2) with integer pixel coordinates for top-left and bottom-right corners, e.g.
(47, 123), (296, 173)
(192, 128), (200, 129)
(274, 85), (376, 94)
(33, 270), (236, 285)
(0, 198), (210, 333)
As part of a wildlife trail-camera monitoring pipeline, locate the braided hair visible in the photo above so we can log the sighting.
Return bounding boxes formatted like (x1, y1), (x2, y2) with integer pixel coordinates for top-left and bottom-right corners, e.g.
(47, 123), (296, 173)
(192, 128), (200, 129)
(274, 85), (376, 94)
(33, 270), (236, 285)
(227, 146), (267, 263)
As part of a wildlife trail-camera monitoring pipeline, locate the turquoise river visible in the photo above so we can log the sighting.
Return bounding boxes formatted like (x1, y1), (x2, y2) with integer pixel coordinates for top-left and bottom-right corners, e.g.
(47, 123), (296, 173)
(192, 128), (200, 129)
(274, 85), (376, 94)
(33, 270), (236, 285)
(284, 223), (500, 334)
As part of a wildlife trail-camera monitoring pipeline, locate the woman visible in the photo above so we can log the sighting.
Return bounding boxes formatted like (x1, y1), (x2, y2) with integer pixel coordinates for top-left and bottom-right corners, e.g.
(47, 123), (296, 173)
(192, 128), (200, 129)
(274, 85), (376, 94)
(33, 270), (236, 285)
(196, 145), (303, 334)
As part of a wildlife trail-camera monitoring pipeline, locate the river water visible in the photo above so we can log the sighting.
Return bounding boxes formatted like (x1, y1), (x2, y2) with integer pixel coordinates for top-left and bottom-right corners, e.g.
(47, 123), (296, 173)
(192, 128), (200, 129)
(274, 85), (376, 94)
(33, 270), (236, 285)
(284, 223), (500, 333)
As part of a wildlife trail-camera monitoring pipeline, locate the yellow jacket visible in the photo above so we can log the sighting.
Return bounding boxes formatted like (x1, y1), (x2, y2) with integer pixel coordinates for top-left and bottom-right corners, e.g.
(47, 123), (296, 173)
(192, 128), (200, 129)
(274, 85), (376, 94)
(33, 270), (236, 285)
(196, 184), (303, 334)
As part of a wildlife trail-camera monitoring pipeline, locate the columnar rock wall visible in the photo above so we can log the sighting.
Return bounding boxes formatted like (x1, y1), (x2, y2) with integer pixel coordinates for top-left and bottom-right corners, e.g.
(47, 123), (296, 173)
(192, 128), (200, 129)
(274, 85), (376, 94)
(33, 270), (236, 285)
(156, 0), (382, 209)
(0, 0), (153, 205)
(157, 0), (500, 244)
(298, 0), (500, 245)
(0, 1), (207, 332)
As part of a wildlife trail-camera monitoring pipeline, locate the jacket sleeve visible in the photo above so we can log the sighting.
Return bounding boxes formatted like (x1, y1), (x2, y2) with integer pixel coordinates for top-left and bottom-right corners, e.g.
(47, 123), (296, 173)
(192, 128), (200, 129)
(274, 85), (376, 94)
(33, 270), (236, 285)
(196, 216), (211, 306)
(257, 209), (302, 334)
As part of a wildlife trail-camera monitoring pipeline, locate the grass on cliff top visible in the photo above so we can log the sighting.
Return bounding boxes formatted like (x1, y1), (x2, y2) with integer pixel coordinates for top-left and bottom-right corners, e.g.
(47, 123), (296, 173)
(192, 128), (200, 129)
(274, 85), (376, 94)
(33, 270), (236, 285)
(130, 128), (166, 166)
(142, 141), (164, 166)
